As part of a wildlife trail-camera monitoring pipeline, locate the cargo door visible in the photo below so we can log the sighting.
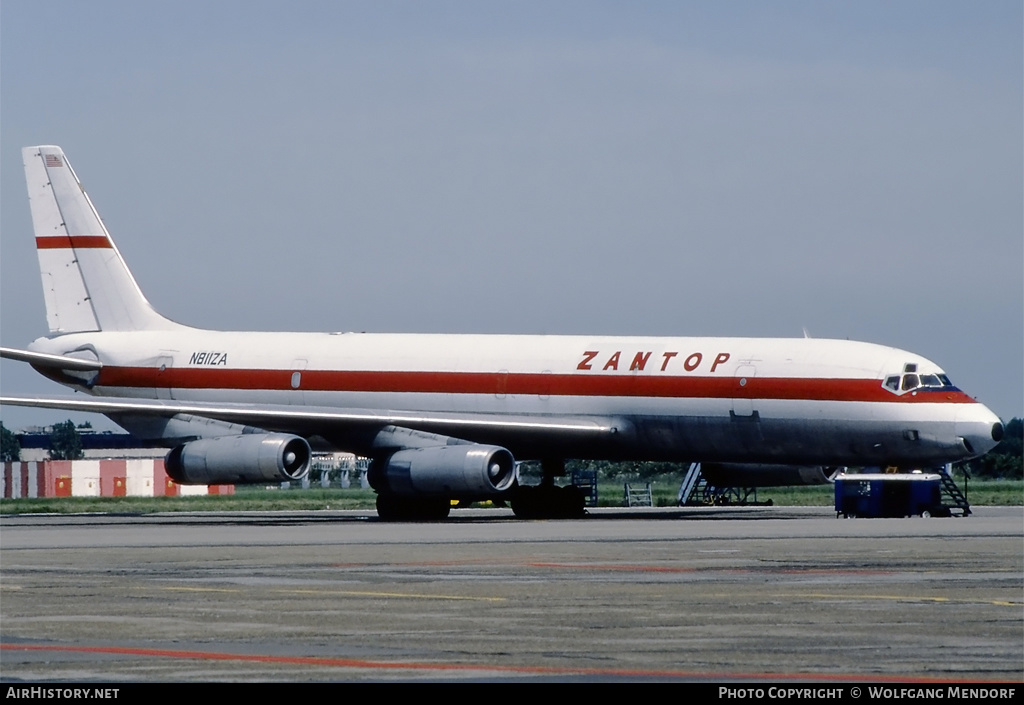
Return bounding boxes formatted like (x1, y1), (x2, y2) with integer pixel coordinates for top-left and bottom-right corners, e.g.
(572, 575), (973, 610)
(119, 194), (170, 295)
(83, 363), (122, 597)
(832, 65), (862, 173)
(155, 355), (174, 399)
(731, 364), (758, 419)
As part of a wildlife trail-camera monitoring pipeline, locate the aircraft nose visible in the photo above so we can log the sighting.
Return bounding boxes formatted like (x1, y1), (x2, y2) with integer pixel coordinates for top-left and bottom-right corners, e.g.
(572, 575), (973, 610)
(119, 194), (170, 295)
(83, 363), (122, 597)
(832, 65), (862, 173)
(956, 403), (1004, 458)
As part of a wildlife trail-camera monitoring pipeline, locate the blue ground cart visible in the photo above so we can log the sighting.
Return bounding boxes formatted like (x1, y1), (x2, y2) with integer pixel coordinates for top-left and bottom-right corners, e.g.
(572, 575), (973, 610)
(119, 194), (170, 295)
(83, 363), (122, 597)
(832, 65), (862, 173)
(834, 473), (951, 518)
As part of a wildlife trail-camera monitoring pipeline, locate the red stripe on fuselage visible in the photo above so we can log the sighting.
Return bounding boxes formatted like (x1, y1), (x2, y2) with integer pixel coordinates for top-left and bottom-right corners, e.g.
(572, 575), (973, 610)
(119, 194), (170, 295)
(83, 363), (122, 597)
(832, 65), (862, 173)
(94, 366), (979, 404)
(36, 235), (112, 249)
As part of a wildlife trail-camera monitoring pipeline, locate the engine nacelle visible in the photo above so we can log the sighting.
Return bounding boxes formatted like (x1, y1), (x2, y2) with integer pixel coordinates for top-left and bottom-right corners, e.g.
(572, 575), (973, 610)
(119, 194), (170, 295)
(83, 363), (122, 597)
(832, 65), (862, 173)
(165, 433), (311, 485)
(701, 462), (837, 488)
(369, 445), (516, 497)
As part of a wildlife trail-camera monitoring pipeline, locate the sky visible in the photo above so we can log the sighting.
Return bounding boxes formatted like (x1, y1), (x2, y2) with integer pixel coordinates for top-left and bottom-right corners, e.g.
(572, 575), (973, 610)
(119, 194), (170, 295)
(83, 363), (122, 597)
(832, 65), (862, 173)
(1, 1), (1021, 431)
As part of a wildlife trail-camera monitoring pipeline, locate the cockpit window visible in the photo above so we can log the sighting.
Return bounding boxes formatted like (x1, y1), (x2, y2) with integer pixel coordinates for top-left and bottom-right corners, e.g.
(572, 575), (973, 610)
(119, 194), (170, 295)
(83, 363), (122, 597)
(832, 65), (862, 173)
(882, 368), (956, 394)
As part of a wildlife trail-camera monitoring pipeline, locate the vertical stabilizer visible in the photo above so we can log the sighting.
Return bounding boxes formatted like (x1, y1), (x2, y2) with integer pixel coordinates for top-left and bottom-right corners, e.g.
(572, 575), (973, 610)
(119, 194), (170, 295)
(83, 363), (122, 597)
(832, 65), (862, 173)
(23, 146), (178, 333)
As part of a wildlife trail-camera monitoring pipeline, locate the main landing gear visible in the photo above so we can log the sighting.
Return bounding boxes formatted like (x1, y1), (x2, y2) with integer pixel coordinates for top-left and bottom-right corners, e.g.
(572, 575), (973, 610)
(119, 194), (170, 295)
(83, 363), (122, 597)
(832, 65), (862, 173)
(375, 494), (451, 522)
(510, 459), (586, 520)
(374, 459), (587, 521)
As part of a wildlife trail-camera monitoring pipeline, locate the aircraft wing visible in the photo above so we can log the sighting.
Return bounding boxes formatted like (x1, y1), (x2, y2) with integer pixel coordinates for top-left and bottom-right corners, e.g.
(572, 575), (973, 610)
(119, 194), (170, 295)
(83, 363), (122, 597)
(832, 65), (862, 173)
(0, 394), (620, 445)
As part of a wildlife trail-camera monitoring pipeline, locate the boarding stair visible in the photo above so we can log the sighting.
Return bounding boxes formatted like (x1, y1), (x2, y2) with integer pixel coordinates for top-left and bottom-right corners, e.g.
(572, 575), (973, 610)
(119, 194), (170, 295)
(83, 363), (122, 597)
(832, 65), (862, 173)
(677, 462), (703, 505)
(938, 464), (971, 516)
(677, 461), (770, 506)
(571, 469), (599, 508)
(624, 483), (653, 507)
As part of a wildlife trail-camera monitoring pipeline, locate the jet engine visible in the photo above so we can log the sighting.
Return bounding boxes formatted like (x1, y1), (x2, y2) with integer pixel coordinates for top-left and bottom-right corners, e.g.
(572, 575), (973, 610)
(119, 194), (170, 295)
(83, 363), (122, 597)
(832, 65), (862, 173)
(700, 462), (837, 487)
(369, 444), (516, 497)
(165, 433), (311, 485)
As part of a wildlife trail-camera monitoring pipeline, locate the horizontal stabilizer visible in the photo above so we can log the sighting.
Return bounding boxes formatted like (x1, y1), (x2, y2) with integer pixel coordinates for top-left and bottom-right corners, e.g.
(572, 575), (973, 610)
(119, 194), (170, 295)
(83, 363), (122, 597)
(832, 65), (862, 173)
(0, 346), (103, 371)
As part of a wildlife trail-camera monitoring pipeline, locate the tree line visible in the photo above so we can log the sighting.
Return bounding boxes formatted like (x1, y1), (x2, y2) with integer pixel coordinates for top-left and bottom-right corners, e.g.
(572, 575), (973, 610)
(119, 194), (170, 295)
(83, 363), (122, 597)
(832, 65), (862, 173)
(1, 420), (87, 461)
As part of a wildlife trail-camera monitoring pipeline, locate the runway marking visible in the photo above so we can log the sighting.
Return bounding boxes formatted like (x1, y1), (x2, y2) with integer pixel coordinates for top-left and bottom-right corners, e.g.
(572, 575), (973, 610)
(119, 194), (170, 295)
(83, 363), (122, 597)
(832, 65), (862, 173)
(273, 589), (505, 602)
(0, 643), (974, 682)
(331, 559), (501, 568)
(792, 592), (1022, 607)
(525, 563), (898, 576)
(775, 569), (894, 575)
(334, 560), (903, 577)
(149, 585), (503, 602)
(528, 562), (699, 573)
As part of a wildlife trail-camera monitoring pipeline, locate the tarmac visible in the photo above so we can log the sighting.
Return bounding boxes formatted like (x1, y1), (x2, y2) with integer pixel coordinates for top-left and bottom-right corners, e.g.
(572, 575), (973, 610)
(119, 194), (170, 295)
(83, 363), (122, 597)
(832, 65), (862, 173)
(0, 505), (1021, 682)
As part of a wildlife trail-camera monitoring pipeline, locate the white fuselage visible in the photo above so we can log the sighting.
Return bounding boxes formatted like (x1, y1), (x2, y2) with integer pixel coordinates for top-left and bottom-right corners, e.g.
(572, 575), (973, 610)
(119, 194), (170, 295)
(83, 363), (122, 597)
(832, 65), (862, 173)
(29, 329), (1000, 467)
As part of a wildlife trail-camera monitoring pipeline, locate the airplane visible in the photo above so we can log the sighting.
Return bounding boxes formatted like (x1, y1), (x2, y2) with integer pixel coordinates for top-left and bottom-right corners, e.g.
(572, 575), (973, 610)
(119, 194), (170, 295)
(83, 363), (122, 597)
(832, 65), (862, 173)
(0, 145), (1005, 520)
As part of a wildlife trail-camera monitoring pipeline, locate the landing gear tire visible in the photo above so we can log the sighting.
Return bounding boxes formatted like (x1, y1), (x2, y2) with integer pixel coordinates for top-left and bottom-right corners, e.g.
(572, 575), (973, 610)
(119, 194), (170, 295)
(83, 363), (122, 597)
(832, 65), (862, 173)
(376, 494), (451, 522)
(510, 484), (586, 520)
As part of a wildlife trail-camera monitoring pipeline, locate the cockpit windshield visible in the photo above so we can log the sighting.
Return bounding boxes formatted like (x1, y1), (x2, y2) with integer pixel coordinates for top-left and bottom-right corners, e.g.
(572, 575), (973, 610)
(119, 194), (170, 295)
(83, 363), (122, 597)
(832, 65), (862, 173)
(882, 364), (954, 394)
